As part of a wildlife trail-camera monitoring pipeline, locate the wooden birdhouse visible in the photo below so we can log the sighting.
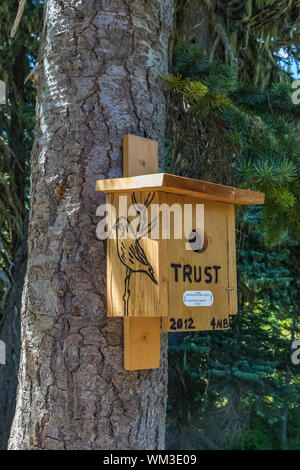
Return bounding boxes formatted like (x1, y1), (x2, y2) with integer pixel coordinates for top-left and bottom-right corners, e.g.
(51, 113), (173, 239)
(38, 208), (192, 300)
(95, 135), (264, 370)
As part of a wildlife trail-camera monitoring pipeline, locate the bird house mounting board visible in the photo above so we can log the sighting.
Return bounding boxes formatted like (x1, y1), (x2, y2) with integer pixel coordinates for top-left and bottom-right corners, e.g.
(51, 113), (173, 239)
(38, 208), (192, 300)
(95, 134), (264, 370)
(161, 194), (237, 332)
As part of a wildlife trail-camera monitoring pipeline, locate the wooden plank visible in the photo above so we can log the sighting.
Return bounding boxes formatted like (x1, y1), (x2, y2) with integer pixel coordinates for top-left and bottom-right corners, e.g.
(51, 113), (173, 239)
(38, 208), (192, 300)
(107, 191), (168, 317)
(96, 173), (265, 206)
(123, 134), (158, 176)
(0, 81), (5, 105)
(122, 134), (161, 370)
(124, 317), (161, 370)
(162, 195), (234, 332)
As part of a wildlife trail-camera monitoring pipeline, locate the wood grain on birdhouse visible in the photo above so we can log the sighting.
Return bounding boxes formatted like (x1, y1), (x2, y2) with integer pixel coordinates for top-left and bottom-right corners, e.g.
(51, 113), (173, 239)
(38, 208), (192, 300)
(123, 134), (158, 177)
(106, 191), (168, 317)
(123, 317), (161, 370)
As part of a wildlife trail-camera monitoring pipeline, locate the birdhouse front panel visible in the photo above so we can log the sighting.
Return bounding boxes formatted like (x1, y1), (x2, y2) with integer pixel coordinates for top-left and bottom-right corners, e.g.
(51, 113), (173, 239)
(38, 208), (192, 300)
(161, 194), (238, 332)
(106, 191), (168, 317)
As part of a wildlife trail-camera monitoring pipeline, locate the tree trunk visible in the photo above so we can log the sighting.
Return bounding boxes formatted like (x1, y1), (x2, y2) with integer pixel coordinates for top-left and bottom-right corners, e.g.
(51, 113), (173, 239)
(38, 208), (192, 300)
(9, 0), (174, 450)
(0, 238), (27, 449)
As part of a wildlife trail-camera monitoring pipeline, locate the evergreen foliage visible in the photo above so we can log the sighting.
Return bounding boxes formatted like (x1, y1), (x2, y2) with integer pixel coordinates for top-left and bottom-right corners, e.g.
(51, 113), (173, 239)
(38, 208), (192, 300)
(0, 1), (43, 317)
(165, 43), (300, 245)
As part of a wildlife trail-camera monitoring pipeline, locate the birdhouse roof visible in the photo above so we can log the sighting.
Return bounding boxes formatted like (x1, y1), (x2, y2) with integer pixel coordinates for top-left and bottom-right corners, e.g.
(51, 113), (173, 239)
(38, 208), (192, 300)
(95, 173), (264, 205)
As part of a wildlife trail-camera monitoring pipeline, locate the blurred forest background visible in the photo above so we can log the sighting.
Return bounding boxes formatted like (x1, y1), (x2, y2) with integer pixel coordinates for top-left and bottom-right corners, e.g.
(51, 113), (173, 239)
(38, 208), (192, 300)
(0, 0), (299, 450)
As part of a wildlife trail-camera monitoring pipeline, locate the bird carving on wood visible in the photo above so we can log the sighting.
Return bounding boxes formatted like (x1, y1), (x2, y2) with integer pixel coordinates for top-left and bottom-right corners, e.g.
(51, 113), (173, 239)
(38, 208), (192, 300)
(114, 192), (158, 316)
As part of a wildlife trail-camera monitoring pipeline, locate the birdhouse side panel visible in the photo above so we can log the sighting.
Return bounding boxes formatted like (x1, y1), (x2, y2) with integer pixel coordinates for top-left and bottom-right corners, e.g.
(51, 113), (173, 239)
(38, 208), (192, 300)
(227, 203), (238, 316)
(106, 191), (168, 317)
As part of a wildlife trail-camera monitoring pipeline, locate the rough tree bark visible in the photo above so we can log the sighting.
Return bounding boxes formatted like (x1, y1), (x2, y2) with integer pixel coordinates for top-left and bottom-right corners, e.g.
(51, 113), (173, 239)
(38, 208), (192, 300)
(9, 0), (174, 450)
(0, 238), (27, 449)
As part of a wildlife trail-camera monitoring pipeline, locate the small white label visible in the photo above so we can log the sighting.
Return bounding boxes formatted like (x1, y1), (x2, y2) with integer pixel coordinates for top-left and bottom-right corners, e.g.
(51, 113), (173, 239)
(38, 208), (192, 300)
(183, 290), (213, 307)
